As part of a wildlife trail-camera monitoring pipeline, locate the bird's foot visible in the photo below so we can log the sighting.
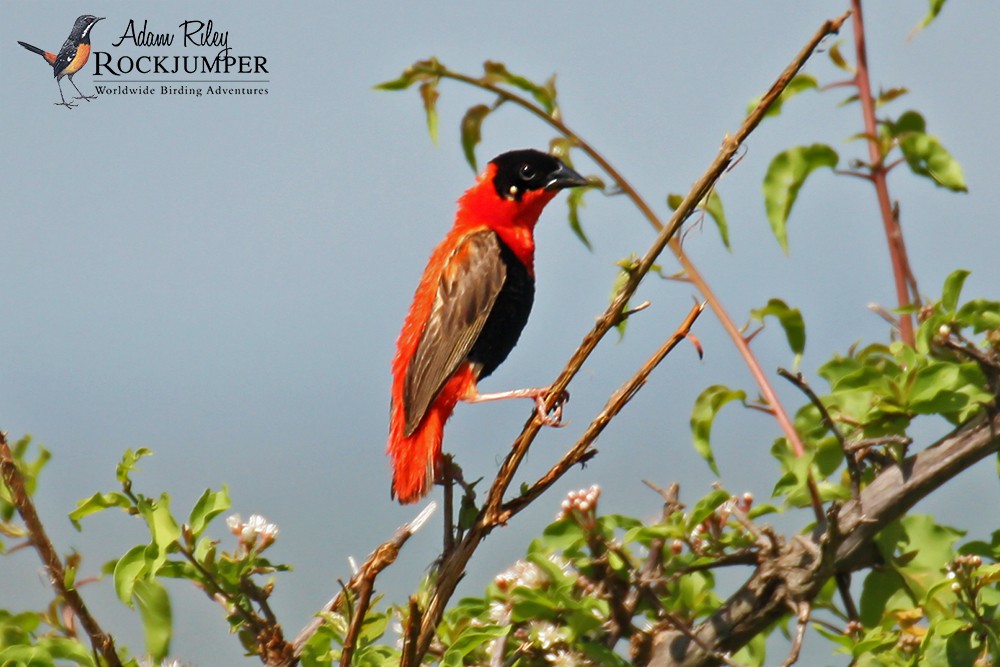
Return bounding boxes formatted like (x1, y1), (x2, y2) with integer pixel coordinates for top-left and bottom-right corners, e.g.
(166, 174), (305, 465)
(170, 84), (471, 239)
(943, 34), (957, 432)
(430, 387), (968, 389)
(533, 388), (569, 427)
(54, 100), (77, 109)
(73, 94), (97, 101)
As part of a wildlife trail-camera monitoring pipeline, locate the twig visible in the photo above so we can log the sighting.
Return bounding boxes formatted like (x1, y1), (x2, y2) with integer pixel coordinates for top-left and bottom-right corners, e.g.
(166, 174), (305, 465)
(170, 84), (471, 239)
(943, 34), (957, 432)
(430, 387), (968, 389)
(503, 302), (705, 519)
(850, 0), (917, 345)
(777, 368), (861, 497)
(410, 14), (849, 660)
(0, 432), (123, 667)
(778, 602), (811, 667)
(290, 502), (436, 662)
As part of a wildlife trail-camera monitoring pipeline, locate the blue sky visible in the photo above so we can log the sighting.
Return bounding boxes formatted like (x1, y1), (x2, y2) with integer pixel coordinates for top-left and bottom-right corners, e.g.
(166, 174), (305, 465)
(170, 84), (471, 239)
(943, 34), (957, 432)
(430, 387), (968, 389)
(4, 3), (999, 664)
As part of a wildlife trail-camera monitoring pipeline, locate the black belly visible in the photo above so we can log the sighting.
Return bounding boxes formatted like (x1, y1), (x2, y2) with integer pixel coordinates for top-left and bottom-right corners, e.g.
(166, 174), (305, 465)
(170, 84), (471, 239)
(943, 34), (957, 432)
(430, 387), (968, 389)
(466, 238), (535, 380)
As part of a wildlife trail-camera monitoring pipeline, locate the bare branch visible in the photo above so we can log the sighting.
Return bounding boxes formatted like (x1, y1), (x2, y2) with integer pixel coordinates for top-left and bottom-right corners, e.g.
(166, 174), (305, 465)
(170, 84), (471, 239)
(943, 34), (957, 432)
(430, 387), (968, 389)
(850, 0), (918, 344)
(289, 502), (436, 663)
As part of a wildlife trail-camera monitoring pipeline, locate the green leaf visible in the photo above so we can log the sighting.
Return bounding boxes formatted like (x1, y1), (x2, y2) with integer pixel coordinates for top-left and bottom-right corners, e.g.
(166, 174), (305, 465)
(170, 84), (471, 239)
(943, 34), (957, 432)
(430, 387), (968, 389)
(915, 0), (948, 33)
(690, 386), (747, 475)
(899, 131), (967, 192)
(460, 104), (491, 172)
(887, 110), (927, 137)
(827, 40), (853, 72)
(116, 447), (153, 485)
(540, 519), (586, 551)
(763, 145), (839, 253)
(669, 190), (729, 250)
(750, 298), (806, 361)
(187, 486), (231, 540)
(747, 73), (818, 119)
(686, 489), (732, 531)
(941, 270), (970, 313)
(482, 61), (556, 114)
(68, 492), (133, 530)
(859, 568), (904, 627)
(146, 494), (181, 552)
(876, 86), (909, 108)
(566, 187), (592, 250)
(956, 299), (1000, 333)
(113, 545), (149, 605)
(374, 58), (442, 91)
(441, 625), (510, 667)
(39, 637), (96, 666)
(419, 81), (440, 145)
(134, 579), (172, 661)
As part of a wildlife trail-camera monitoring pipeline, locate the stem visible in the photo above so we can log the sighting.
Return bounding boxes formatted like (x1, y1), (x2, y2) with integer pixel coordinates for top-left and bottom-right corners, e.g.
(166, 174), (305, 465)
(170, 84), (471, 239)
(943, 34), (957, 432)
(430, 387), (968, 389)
(850, 0), (916, 345)
(0, 432), (123, 667)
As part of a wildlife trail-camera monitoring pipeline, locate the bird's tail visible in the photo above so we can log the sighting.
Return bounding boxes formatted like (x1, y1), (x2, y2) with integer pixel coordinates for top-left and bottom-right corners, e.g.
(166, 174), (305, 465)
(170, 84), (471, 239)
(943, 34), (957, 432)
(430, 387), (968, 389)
(387, 370), (471, 504)
(17, 41), (56, 64)
(388, 401), (446, 504)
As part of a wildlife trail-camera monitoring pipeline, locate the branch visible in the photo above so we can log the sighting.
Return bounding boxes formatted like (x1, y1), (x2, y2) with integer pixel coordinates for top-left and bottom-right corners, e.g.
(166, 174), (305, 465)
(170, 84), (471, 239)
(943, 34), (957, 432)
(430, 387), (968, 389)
(643, 408), (1000, 666)
(777, 368), (861, 497)
(288, 502), (436, 665)
(409, 13), (851, 661)
(0, 432), (123, 667)
(501, 302), (704, 519)
(850, 0), (917, 344)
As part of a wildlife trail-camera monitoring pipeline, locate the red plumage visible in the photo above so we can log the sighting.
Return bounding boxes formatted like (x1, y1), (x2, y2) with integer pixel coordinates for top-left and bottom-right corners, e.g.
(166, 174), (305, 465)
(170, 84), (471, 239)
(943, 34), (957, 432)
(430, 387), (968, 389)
(388, 150), (587, 503)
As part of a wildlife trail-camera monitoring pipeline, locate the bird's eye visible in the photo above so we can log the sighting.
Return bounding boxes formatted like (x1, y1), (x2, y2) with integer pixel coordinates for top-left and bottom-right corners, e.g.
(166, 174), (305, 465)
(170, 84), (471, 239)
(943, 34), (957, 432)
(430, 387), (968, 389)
(518, 164), (536, 181)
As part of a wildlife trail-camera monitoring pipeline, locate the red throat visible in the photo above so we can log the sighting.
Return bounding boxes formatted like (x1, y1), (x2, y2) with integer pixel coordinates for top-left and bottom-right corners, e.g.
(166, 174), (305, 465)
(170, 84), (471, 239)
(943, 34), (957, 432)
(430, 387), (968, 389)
(453, 164), (559, 276)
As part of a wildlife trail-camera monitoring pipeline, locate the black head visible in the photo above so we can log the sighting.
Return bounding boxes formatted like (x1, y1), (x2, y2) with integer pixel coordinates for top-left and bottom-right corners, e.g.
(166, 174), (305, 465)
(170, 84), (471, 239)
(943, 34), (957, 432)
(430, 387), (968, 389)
(72, 15), (104, 41)
(489, 149), (587, 201)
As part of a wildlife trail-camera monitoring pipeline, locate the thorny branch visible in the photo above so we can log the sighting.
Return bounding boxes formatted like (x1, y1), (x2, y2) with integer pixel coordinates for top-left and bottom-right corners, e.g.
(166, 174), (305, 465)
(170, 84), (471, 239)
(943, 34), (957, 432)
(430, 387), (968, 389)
(0, 431), (123, 667)
(405, 12), (852, 662)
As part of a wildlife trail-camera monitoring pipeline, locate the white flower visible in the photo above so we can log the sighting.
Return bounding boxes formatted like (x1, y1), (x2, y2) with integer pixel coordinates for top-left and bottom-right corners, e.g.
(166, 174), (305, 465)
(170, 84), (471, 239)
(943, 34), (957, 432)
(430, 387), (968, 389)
(530, 620), (564, 650)
(546, 649), (579, 667)
(495, 560), (546, 591)
(487, 601), (510, 624)
(139, 659), (192, 667)
(227, 513), (279, 551)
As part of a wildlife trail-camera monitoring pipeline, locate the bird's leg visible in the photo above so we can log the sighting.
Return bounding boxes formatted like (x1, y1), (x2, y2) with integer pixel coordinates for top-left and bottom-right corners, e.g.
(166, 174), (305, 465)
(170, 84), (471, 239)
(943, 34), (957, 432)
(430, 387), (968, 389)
(69, 75), (96, 101)
(441, 456), (455, 553)
(54, 79), (76, 108)
(463, 386), (569, 427)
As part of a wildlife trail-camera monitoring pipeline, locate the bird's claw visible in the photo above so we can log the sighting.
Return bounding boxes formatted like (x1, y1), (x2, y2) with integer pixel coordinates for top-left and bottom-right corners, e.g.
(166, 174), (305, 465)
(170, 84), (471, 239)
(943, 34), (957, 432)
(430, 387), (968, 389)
(534, 389), (569, 427)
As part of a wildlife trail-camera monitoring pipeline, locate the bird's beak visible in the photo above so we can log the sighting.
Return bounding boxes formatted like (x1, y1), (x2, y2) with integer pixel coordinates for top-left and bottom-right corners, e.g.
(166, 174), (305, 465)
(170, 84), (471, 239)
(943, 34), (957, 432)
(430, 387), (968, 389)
(544, 162), (589, 191)
(96, 17), (106, 22)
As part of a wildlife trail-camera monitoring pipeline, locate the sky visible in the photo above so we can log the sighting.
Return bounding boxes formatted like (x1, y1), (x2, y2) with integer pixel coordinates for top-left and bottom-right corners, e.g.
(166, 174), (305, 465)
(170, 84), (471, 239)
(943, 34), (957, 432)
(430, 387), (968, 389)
(3, 2), (999, 665)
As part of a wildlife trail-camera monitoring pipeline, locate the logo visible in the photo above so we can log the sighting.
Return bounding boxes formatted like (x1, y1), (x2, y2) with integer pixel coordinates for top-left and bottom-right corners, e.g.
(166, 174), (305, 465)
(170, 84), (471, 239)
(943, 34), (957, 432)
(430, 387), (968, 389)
(17, 15), (104, 109)
(17, 16), (270, 107)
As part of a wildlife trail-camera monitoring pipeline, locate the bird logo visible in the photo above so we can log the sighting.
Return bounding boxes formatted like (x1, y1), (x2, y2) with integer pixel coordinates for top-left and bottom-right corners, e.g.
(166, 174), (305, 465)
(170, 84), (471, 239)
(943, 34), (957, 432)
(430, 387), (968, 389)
(388, 149), (587, 503)
(18, 15), (105, 109)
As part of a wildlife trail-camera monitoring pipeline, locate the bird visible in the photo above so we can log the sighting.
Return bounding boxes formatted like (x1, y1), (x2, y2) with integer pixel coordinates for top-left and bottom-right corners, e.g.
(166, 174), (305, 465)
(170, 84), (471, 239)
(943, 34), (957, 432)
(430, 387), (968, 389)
(388, 149), (588, 504)
(18, 15), (105, 109)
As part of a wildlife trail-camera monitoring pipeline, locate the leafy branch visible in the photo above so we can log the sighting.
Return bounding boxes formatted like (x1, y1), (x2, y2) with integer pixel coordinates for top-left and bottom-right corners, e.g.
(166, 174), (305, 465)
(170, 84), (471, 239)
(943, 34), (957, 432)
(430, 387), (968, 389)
(0, 432), (123, 667)
(377, 12), (853, 663)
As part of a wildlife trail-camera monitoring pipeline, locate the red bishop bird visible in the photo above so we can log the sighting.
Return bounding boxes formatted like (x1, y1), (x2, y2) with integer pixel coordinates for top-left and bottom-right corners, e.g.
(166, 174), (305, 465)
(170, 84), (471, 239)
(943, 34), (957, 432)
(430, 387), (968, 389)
(388, 149), (587, 504)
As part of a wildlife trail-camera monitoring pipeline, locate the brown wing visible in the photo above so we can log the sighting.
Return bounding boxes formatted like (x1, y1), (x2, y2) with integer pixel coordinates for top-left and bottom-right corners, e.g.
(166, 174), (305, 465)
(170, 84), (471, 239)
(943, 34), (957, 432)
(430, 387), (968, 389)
(403, 230), (506, 435)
